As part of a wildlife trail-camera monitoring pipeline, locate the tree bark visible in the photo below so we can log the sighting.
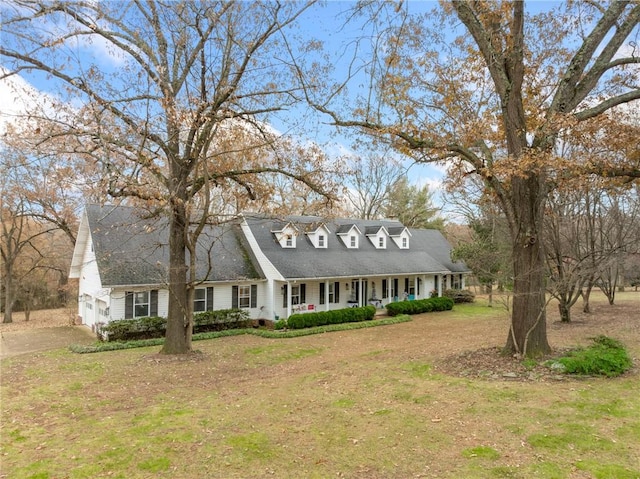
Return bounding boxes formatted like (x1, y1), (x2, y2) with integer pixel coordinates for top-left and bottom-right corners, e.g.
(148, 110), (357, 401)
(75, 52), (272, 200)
(558, 301), (571, 323)
(504, 175), (551, 357)
(161, 197), (192, 354)
(2, 259), (14, 323)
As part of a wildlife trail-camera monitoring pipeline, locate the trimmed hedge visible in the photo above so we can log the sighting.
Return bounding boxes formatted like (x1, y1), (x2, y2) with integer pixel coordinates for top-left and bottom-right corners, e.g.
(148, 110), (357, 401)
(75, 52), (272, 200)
(285, 305), (376, 330)
(385, 296), (454, 317)
(443, 288), (475, 303)
(97, 308), (251, 342)
(70, 315), (413, 354)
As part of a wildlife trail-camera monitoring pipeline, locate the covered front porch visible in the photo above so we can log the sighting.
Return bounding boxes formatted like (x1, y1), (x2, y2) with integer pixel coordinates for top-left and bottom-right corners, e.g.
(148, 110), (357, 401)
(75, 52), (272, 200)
(270, 272), (463, 320)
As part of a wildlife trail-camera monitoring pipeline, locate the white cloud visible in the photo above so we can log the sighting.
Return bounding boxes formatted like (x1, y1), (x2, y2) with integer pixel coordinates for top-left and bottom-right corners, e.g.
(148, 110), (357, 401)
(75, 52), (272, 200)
(0, 69), (36, 131)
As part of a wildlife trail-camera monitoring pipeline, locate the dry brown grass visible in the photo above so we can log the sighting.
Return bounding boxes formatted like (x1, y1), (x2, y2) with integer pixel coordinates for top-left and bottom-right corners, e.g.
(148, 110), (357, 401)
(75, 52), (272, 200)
(0, 307), (77, 331)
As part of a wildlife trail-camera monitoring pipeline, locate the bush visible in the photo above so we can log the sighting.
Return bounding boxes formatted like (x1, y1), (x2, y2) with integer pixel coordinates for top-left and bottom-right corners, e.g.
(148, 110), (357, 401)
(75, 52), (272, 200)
(98, 316), (166, 341)
(555, 335), (632, 377)
(443, 288), (475, 303)
(385, 297), (454, 316)
(193, 308), (251, 333)
(99, 309), (251, 342)
(286, 305), (376, 330)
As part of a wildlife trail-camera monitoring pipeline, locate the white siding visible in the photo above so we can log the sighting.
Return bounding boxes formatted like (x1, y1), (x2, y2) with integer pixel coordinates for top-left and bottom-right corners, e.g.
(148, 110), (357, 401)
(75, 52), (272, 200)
(109, 290), (127, 321)
(77, 234), (102, 297)
(76, 234), (104, 327)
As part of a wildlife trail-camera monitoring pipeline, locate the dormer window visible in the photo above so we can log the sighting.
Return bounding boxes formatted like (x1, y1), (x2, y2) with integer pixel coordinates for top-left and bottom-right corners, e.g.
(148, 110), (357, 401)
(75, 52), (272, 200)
(366, 225), (388, 249)
(337, 224), (361, 249)
(388, 226), (411, 249)
(272, 222), (298, 248)
(304, 223), (330, 248)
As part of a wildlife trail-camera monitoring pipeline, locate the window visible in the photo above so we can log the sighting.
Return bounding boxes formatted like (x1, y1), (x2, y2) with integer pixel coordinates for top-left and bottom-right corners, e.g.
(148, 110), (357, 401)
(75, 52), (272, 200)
(134, 291), (149, 317)
(285, 234), (293, 247)
(232, 285), (257, 309)
(350, 235), (357, 248)
(291, 285), (301, 305)
(282, 283), (306, 307)
(320, 282), (340, 304)
(378, 236), (385, 248)
(318, 234), (325, 247)
(402, 237), (408, 248)
(194, 287), (214, 312)
(125, 290), (158, 318)
(238, 285), (251, 308)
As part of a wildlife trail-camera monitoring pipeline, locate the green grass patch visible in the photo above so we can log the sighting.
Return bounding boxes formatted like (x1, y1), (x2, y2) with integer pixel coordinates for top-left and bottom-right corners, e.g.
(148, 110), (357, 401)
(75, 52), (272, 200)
(527, 423), (615, 453)
(462, 445), (500, 460)
(226, 432), (275, 461)
(332, 397), (356, 408)
(576, 459), (640, 479)
(402, 361), (432, 378)
(552, 335), (632, 377)
(137, 457), (171, 472)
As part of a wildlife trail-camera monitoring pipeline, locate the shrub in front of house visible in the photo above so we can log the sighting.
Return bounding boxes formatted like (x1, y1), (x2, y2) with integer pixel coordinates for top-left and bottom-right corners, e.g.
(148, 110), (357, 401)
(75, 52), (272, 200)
(285, 305), (376, 330)
(443, 288), (476, 303)
(193, 309), (251, 333)
(385, 296), (454, 317)
(98, 309), (251, 341)
(97, 316), (166, 341)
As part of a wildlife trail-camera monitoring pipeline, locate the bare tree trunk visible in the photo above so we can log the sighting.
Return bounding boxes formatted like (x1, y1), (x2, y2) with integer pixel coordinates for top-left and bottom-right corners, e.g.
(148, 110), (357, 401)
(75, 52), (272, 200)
(161, 195), (192, 355)
(582, 282), (593, 313)
(558, 301), (571, 323)
(504, 176), (551, 357)
(3, 260), (14, 324)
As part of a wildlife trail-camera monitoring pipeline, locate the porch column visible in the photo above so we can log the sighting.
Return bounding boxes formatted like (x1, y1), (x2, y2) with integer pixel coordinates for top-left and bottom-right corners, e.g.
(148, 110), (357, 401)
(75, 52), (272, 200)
(324, 280), (330, 311)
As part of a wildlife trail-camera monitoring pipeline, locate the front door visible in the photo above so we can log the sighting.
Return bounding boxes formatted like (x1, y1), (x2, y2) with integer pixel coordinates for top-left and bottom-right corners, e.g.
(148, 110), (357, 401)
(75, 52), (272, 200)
(350, 279), (368, 306)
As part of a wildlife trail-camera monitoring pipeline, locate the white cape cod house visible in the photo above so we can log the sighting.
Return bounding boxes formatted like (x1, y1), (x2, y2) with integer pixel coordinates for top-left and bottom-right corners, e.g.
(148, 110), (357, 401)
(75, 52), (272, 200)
(70, 204), (469, 329)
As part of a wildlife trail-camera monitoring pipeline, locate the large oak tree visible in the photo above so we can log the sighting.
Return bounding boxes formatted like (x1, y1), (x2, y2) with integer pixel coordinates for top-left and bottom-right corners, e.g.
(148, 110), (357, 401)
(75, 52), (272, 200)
(302, 1), (640, 357)
(1, 1), (331, 353)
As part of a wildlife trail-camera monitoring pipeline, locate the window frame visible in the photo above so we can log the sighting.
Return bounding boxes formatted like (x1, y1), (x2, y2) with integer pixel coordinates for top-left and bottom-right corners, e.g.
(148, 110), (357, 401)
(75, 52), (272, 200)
(238, 285), (251, 309)
(125, 289), (158, 319)
(193, 286), (214, 312)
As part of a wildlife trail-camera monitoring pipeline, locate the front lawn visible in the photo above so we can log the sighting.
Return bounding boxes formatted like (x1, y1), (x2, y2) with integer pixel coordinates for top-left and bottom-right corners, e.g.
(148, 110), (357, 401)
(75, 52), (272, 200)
(1, 291), (639, 478)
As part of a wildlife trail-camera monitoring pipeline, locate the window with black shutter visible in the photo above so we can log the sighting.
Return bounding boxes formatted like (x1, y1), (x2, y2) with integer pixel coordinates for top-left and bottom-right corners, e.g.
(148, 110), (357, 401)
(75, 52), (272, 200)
(250, 284), (257, 308)
(125, 292), (133, 318)
(232, 285), (238, 308)
(150, 290), (158, 316)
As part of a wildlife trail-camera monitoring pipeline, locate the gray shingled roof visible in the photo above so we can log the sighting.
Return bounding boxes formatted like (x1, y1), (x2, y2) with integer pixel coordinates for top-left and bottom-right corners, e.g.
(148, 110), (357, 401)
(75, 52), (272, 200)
(409, 229), (470, 273)
(243, 214), (465, 280)
(86, 204), (263, 287)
